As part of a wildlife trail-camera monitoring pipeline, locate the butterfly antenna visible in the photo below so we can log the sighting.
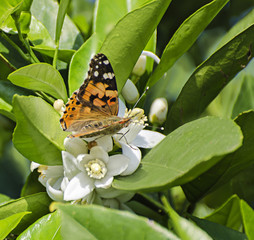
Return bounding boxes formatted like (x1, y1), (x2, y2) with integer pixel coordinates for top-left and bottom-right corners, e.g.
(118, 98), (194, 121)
(132, 86), (149, 110)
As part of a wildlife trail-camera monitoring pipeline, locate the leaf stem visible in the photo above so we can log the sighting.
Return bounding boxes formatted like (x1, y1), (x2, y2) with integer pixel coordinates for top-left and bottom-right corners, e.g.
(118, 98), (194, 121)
(35, 91), (55, 105)
(138, 193), (167, 213)
(52, 41), (59, 69)
(161, 195), (172, 215)
(12, 14), (40, 63)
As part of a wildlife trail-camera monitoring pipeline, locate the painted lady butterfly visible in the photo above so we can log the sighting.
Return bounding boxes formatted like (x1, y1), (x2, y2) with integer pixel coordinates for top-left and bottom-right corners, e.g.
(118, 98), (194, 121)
(60, 53), (132, 138)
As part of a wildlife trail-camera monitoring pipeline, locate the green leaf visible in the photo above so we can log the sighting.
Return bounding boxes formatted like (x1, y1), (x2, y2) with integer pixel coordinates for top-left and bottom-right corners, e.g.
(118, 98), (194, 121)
(113, 117), (242, 191)
(0, 192), (51, 235)
(31, 0), (83, 50)
(0, 0), (23, 29)
(165, 24), (254, 133)
(231, 73), (254, 118)
(19, 11), (31, 34)
(13, 95), (68, 165)
(190, 216), (247, 240)
(162, 198), (212, 240)
(182, 111), (254, 202)
(17, 211), (61, 240)
(204, 195), (242, 231)
(100, 0), (172, 92)
(240, 200), (254, 240)
(0, 194), (11, 205)
(57, 204), (178, 240)
(216, 8), (254, 50)
(27, 15), (55, 48)
(8, 63), (68, 101)
(147, 0), (229, 88)
(32, 46), (75, 63)
(21, 171), (45, 197)
(68, 33), (103, 95)
(0, 212), (30, 240)
(0, 81), (33, 121)
(55, 0), (70, 44)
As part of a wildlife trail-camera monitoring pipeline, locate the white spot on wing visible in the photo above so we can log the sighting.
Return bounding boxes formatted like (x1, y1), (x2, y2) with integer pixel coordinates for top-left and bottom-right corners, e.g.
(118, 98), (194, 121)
(94, 71), (99, 77)
(95, 65), (99, 69)
(103, 60), (109, 65)
(103, 73), (109, 79)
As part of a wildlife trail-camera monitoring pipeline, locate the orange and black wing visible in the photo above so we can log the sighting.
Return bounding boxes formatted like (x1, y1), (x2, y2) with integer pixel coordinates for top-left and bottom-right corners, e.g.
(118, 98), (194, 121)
(60, 53), (119, 133)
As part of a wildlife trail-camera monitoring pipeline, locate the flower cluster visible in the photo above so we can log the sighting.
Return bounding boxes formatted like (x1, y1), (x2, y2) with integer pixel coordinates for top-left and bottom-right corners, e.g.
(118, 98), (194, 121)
(32, 52), (165, 208)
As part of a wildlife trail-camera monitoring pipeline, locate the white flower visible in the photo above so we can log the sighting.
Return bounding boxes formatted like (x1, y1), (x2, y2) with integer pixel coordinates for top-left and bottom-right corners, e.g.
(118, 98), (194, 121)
(149, 98), (168, 125)
(63, 146), (130, 201)
(37, 165), (65, 201)
(113, 106), (165, 175)
(121, 79), (140, 104)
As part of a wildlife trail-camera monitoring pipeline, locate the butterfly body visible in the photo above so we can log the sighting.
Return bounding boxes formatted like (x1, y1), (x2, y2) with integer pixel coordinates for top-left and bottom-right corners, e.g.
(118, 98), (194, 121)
(60, 53), (131, 138)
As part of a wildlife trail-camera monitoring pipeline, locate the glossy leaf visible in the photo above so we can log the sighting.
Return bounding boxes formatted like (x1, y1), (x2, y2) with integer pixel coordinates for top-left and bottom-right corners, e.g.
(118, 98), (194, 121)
(240, 200), (254, 240)
(191, 216), (247, 240)
(28, 15), (55, 48)
(68, 33), (103, 95)
(100, 0), (172, 91)
(204, 195), (242, 231)
(0, 0), (23, 29)
(0, 212), (30, 240)
(57, 204), (178, 240)
(163, 200), (212, 240)
(147, 0), (229, 88)
(13, 96), (68, 165)
(8, 63), (68, 101)
(17, 211), (61, 240)
(166, 24), (254, 133)
(182, 111), (254, 202)
(0, 194), (11, 205)
(113, 117), (242, 191)
(216, 8), (254, 50)
(55, 0), (70, 44)
(31, 0), (83, 50)
(0, 192), (51, 234)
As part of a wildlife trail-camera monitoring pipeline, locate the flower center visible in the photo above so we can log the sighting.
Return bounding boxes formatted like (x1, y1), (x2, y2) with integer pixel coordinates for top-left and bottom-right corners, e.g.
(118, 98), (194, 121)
(85, 159), (107, 179)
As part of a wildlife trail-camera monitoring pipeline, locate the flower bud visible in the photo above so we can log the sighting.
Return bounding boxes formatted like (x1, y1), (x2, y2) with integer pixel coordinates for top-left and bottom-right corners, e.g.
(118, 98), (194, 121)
(149, 98), (168, 125)
(121, 79), (139, 104)
(132, 55), (147, 76)
(54, 99), (65, 114)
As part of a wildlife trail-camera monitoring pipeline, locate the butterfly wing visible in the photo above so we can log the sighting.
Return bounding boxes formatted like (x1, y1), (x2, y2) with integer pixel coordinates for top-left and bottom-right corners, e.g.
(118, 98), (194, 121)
(60, 53), (119, 134)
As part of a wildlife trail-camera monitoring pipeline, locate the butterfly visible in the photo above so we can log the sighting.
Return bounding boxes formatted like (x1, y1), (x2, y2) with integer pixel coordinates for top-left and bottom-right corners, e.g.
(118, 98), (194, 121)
(60, 53), (132, 138)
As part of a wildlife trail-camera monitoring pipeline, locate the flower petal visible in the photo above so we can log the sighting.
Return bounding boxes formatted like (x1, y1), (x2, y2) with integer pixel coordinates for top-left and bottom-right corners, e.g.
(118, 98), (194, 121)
(64, 172), (94, 201)
(90, 146), (109, 163)
(38, 165), (63, 186)
(64, 137), (88, 157)
(95, 135), (113, 152)
(120, 142), (141, 176)
(94, 175), (113, 189)
(30, 162), (40, 171)
(107, 154), (129, 176)
(46, 177), (64, 201)
(115, 123), (144, 144)
(118, 98), (126, 117)
(62, 151), (80, 179)
(131, 130), (165, 148)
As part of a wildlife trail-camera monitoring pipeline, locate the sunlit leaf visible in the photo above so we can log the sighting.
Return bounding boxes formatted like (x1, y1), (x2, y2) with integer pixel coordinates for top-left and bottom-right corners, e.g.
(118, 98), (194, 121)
(13, 96), (68, 165)
(113, 117), (242, 191)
